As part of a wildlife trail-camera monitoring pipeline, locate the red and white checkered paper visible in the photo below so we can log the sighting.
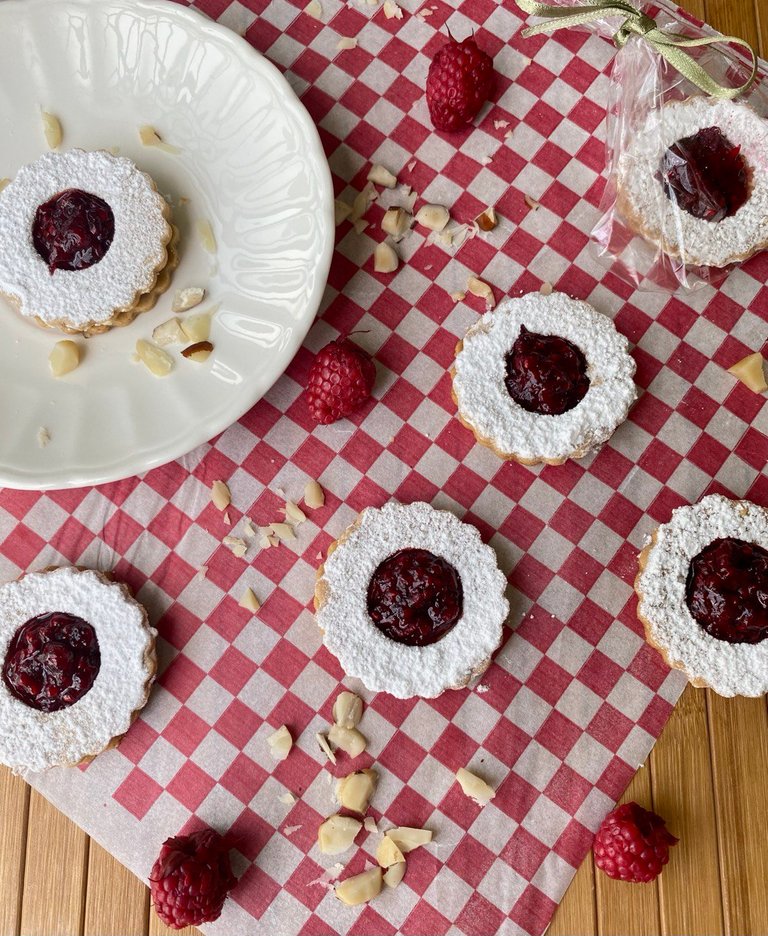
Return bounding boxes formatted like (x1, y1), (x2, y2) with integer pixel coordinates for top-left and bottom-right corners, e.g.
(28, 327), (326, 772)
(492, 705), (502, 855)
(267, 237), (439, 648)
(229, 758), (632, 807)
(17, 0), (768, 933)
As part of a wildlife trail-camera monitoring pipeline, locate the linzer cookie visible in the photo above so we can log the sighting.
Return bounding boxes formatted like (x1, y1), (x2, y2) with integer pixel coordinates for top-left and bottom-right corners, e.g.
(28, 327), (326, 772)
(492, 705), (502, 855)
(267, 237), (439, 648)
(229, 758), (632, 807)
(0, 566), (157, 771)
(314, 501), (509, 699)
(636, 495), (768, 697)
(0, 149), (177, 335)
(451, 292), (637, 465)
(617, 97), (768, 268)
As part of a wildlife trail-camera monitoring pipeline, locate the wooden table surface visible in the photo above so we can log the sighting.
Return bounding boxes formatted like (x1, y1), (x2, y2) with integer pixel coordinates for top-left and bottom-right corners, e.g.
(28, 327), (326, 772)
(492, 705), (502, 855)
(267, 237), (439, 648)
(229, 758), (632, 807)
(2, 2), (767, 935)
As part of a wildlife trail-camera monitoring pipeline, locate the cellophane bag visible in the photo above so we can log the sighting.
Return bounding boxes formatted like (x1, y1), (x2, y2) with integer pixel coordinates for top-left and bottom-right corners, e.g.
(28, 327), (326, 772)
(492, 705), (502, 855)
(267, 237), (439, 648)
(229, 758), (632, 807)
(526, 0), (768, 291)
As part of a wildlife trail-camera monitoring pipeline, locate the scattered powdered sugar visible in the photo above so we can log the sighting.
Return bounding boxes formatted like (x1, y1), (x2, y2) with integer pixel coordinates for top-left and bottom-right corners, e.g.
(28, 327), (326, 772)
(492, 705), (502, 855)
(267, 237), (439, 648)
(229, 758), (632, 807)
(0, 567), (156, 772)
(317, 501), (509, 699)
(637, 495), (768, 697)
(0, 150), (170, 328)
(452, 292), (637, 463)
(618, 97), (768, 267)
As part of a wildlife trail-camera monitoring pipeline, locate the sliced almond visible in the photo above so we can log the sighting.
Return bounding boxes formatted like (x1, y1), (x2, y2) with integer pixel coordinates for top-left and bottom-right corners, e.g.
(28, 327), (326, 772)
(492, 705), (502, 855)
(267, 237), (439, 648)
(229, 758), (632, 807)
(211, 480), (231, 511)
(364, 816), (379, 834)
(387, 826), (432, 853)
(475, 207), (498, 232)
(172, 286), (206, 313)
(335, 867), (382, 906)
(318, 814), (362, 855)
(267, 725), (293, 761)
(374, 241), (399, 274)
(196, 218), (217, 253)
(152, 317), (186, 346)
(728, 352), (768, 392)
(383, 0), (403, 17)
(383, 861), (406, 888)
(304, 480), (325, 509)
(415, 203), (450, 232)
(524, 193), (541, 211)
(367, 164), (397, 189)
(0, 178), (10, 193)
(49, 340), (81, 378)
(271, 521), (296, 541)
(278, 791), (297, 805)
(182, 340), (214, 362)
(239, 587), (261, 613)
(316, 732), (337, 765)
(335, 200), (352, 225)
(467, 276), (496, 310)
(349, 182), (376, 223)
(337, 36), (357, 50)
(135, 339), (173, 377)
(305, 0), (323, 18)
(332, 691), (363, 729)
(42, 112), (62, 149)
(337, 769), (377, 813)
(180, 313), (211, 343)
(328, 724), (367, 758)
(456, 767), (496, 805)
(223, 535), (248, 558)
(284, 500), (307, 524)
(376, 835), (405, 868)
(138, 124), (181, 154)
(381, 207), (411, 238)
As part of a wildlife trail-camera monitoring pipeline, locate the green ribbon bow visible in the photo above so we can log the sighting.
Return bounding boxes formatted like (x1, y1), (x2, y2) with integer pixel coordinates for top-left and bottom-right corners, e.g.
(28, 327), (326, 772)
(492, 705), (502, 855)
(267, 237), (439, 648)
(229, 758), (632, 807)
(515, 0), (758, 99)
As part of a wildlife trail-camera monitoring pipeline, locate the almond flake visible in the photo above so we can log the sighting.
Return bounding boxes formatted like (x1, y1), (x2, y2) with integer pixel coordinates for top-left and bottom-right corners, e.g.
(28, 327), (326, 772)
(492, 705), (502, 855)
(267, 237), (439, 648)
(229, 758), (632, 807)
(138, 124), (180, 154)
(316, 732), (337, 765)
(279, 791), (297, 805)
(383, 861), (406, 888)
(283, 824), (302, 836)
(415, 203), (449, 232)
(494, 119), (510, 129)
(475, 207), (498, 232)
(284, 500), (307, 524)
(305, 0), (323, 18)
(524, 194), (541, 211)
(467, 276), (496, 310)
(374, 241), (399, 273)
(387, 826), (432, 852)
(0, 178), (10, 193)
(42, 112), (62, 149)
(367, 164), (397, 189)
(267, 725), (293, 761)
(271, 522), (296, 541)
(239, 587), (261, 613)
(364, 816), (379, 834)
(407, 160), (417, 172)
(417, 7), (433, 16)
(172, 287), (206, 313)
(456, 767), (496, 805)
(223, 535), (248, 558)
(335, 867), (382, 906)
(196, 218), (217, 253)
(337, 36), (357, 50)
(337, 769), (377, 813)
(304, 480), (325, 509)
(728, 352), (768, 392)
(243, 518), (257, 538)
(335, 200), (352, 225)
(318, 814), (362, 855)
(135, 339), (173, 377)
(37, 426), (51, 449)
(211, 480), (231, 511)
(328, 724), (367, 758)
(383, 0), (403, 17)
(49, 340), (81, 378)
(332, 691), (363, 729)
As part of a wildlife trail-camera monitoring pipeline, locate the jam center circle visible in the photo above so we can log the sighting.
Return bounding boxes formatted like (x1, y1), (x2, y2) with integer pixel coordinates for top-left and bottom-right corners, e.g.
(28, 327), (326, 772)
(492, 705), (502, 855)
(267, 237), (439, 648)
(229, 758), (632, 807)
(660, 126), (750, 222)
(2, 611), (101, 711)
(504, 325), (590, 416)
(367, 548), (463, 647)
(685, 537), (768, 645)
(32, 188), (115, 274)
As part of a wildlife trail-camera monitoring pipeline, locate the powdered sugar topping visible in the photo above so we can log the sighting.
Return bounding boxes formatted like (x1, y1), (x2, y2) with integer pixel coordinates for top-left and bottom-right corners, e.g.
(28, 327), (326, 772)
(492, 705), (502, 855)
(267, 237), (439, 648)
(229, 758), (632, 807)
(0, 567), (156, 771)
(0, 150), (170, 328)
(618, 97), (768, 267)
(316, 501), (509, 699)
(637, 495), (768, 697)
(452, 292), (637, 463)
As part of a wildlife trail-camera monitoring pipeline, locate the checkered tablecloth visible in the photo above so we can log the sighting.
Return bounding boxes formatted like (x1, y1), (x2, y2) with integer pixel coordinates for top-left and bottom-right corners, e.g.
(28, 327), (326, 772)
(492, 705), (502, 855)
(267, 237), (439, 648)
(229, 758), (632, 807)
(17, 0), (768, 933)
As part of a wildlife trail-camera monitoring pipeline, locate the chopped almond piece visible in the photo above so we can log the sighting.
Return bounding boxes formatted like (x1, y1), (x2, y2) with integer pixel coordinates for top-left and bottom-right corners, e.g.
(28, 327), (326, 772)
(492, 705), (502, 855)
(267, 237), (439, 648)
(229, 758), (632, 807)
(152, 318), (185, 346)
(415, 203), (450, 232)
(383, 861), (406, 888)
(328, 724), (367, 758)
(335, 200), (352, 225)
(172, 287), (206, 313)
(305, 0), (323, 18)
(381, 207), (410, 238)
(387, 826), (432, 852)
(335, 867), (382, 906)
(223, 535), (247, 558)
(450, 291), (466, 302)
(318, 814), (362, 855)
(367, 164), (397, 189)
(180, 313), (211, 343)
(239, 588), (261, 613)
(182, 341), (213, 362)
(383, 0), (403, 17)
(284, 501), (307, 524)
(316, 732), (337, 765)
(332, 691), (363, 729)
(349, 182), (376, 222)
(376, 835), (405, 868)
(374, 242), (399, 273)
(42, 112), (62, 149)
(271, 522), (296, 541)
(456, 767), (496, 805)
(728, 352), (768, 392)
(304, 480), (325, 509)
(524, 194), (541, 211)
(364, 816), (379, 834)
(49, 340), (81, 378)
(337, 36), (357, 50)
(337, 769), (377, 813)
(138, 124), (180, 154)
(267, 725), (293, 761)
(135, 340), (173, 377)
(196, 218), (216, 253)
(278, 791), (297, 805)
(467, 276), (496, 310)
(475, 207), (498, 232)
(211, 480), (231, 511)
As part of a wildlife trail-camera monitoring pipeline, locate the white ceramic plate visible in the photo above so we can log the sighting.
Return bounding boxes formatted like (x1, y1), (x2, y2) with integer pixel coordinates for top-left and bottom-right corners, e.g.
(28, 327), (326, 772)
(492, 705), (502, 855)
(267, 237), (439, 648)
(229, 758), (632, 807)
(0, 0), (334, 489)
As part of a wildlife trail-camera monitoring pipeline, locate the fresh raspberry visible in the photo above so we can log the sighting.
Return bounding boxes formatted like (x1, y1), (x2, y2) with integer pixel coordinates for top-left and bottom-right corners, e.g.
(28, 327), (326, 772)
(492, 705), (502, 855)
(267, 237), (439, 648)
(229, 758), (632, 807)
(149, 828), (236, 929)
(594, 802), (678, 883)
(305, 339), (376, 424)
(426, 36), (494, 132)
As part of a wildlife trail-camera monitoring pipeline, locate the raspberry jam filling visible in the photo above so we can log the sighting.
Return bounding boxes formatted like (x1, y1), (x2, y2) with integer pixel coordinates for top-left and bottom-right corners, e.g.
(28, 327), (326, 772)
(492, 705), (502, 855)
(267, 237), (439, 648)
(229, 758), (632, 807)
(32, 188), (115, 274)
(367, 548), (463, 647)
(505, 325), (590, 416)
(660, 126), (749, 222)
(2, 611), (101, 711)
(685, 537), (768, 644)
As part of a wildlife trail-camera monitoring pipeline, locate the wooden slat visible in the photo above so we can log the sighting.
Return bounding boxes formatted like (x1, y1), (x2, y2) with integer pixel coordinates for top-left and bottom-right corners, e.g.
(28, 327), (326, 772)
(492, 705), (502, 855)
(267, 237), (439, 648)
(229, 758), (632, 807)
(0, 767), (30, 936)
(650, 685), (723, 936)
(705, 0), (760, 48)
(20, 789), (89, 936)
(83, 842), (149, 936)
(707, 693), (768, 936)
(595, 767), (661, 936)
(548, 853), (597, 936)
(682, 0), (707, 21)
(751, 0), (768, 56)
